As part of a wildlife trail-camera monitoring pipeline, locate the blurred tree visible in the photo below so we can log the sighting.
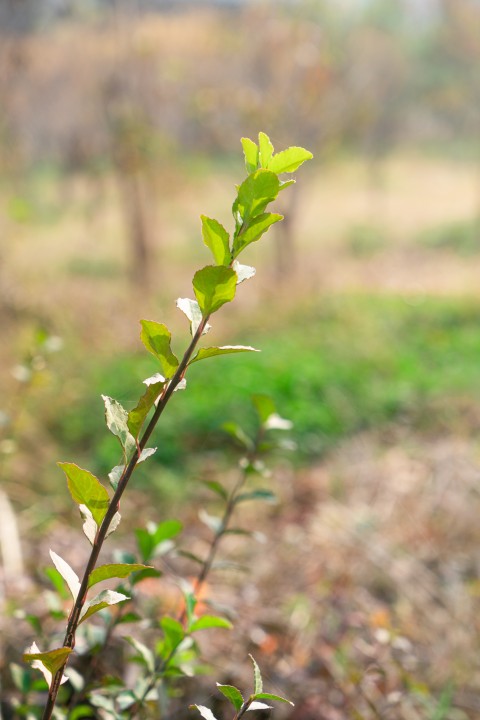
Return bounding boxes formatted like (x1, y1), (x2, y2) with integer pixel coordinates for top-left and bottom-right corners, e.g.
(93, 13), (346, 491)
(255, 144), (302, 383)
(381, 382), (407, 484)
(439, 0), (480, 218)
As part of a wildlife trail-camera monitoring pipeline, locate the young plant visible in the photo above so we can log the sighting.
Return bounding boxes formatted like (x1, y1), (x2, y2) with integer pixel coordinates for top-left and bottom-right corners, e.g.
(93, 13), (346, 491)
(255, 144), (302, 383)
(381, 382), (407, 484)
(191, 655), (293, 720)
(22, 132), (312, 720)
(93, 394), (295, 719)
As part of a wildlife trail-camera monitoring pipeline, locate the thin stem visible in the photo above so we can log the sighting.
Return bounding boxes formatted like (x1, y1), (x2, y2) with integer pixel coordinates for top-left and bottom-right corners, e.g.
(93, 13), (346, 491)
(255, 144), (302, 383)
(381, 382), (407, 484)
(131, 430), (265, 718)
(234, 697), (253, 720)
(190, 426), (264, 607)
(41, 316), (210, 720)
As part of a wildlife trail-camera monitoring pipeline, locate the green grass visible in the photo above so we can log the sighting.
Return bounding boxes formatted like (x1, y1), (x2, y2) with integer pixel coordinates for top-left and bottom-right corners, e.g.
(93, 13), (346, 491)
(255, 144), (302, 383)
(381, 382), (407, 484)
(48, 295), (480, 486)
(416, 218), (480, 255)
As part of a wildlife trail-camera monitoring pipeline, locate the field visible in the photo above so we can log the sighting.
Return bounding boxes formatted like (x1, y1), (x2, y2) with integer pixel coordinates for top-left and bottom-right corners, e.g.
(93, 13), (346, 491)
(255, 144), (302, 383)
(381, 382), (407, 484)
(2, 150), (480, 719)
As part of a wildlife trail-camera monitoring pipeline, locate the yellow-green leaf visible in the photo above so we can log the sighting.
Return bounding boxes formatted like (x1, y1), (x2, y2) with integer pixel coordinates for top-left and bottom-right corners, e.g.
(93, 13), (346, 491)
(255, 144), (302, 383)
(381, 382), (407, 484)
(241, 137), (259, 173)
(58, 463), (109, 527)
(140, 321), (179, 379)
(268, 146), (313, 174)
(193, 266), (237, 316)
(258, 132), (274, 168)
(233, 212), (282, 258)
(88, 563), (152, 589)
(23, 646), (72, 676)
(79, 590), (129, 624)
(127, 381), (165, 438)
(189, 345), (259, 365)
(201, 216), (231, 266)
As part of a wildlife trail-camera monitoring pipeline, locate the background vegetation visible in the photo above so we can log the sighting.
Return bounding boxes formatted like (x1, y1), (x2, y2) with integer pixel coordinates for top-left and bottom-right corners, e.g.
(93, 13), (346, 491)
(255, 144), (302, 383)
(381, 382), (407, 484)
(1, 0), (480, 718)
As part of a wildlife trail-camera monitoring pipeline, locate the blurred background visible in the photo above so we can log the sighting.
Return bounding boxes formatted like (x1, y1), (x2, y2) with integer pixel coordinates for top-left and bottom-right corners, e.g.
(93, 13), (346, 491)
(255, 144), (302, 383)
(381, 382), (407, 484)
(1, 0), (480, 717)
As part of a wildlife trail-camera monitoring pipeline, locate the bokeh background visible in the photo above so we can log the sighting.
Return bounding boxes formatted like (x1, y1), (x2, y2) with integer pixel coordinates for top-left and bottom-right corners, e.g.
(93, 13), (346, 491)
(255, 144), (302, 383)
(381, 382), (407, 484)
(1, 0), (480, 717)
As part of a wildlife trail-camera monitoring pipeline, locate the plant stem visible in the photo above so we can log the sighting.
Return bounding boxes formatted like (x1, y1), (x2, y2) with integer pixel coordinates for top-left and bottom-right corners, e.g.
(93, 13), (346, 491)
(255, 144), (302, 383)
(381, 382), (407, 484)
(190, 425), (264, 605)
(234, 697), (253, 719)
(41, 316), (210, 720)
(132, 431), (265, 719)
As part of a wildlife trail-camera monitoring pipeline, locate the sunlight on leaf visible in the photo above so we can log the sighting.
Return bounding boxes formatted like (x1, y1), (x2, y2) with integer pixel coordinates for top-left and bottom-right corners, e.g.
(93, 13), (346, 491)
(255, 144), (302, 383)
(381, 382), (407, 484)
(49, 550), (81, 601)
(189, 345), (259, 365)
(140, 320), (179, 379)
(249, 654), (263, 695)
(177, 298), (212, 336)
(59, 463), (109, 527)
(88, 563), (152, 589)
(79, 590), (129, 624)
(216, 684), (244, 711)
(201, 216), (231, 266)
(193, 266), (237, 316)
(23, 643), (71, 688)
(189, 705), (219, 720)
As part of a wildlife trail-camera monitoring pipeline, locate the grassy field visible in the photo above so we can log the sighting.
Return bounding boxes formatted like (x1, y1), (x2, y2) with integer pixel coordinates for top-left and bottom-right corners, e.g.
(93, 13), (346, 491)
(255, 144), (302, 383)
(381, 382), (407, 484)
(45, 294), (480, 478)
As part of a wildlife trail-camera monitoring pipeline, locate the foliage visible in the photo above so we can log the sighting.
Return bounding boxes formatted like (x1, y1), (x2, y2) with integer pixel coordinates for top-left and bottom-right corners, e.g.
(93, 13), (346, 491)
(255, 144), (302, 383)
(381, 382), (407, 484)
(18, 133), (311, 720)
(191, 655), (293, 720)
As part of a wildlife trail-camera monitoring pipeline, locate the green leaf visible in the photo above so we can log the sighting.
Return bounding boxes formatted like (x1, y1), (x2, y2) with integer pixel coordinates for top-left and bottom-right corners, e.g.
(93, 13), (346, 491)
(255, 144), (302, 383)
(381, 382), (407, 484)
(102, 395), (136, 459)
(233, 170), (280, 224)
(58, 463), (109, 527)
(189, 616), (232, 633)
(117, 611), (142, 624)
(140, 320), (179, 379)
(204, 480), (228, 500)
(88, 563), (151, 589)
(279, 178), (296, 191)
(193, 266), (237, 316)
(129, 567), (162, 586)
(201, 216), (231, 266)
(69, 705), (95, 720)
(176, 298), (211, 337)
(189, 705), (219, 720)
(24, 613), (42, 635)
(268, 146), (313, 174)
(152, 519), (183, 544)
(222, 421), (254, 450)
(45, 567), (69, 599)
(183, 590), (197, 626)
(135, 528), (154, 562)
(233, 212), (282, 258)
(252, 394), (277, 424)
(49, 550), (81, 600)
(249, 654), (263, 695)
(235, 489), (277, 504)
(161, 617), (185, 652)
(125, 636), (155, 673)
(258, 132), (274, 169)
(23, 646), (72, 676)
(127, 381), (165, 438)
(241, 137), (259, 173)
(79, 590), (129, 624)
(216, 684), (244, 711)
(254, 693), (294, 706)
(189, 345), (259, 365)
(135, 520), (182, 562)
(10, 663), (32, 694)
